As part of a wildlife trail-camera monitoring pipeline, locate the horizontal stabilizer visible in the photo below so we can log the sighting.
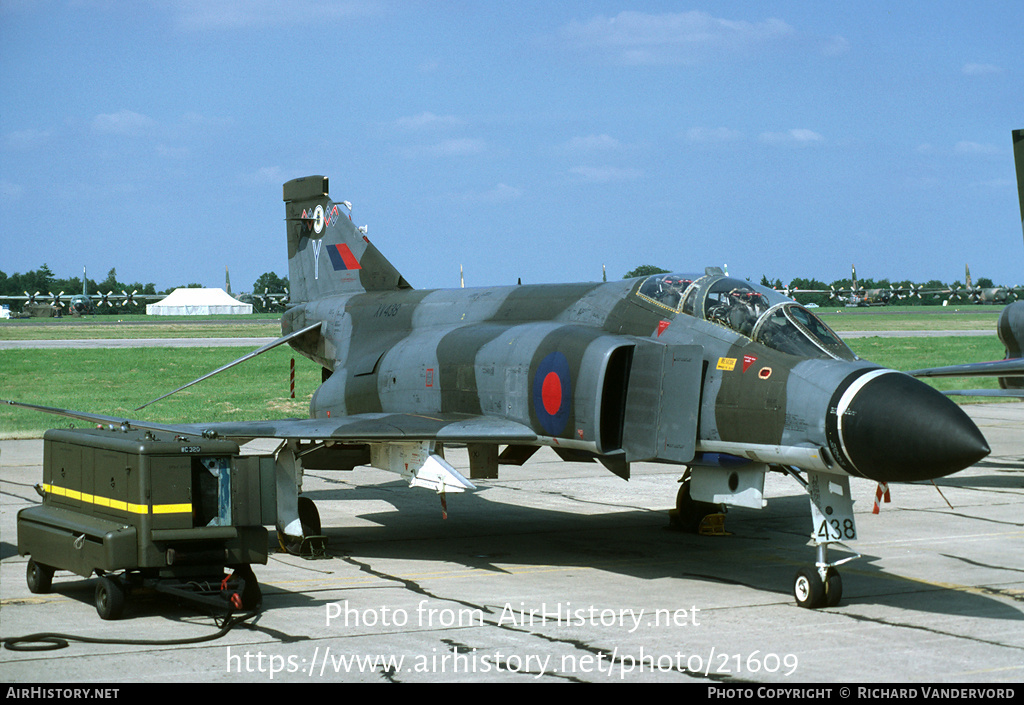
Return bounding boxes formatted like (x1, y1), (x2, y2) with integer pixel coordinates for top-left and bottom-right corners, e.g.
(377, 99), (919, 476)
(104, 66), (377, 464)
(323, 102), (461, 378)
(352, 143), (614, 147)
(409, 455), (476, 494)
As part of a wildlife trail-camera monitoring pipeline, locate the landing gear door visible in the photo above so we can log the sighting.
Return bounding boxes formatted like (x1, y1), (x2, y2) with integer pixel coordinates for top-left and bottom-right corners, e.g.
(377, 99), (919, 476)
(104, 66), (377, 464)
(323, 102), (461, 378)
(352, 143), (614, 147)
(622, 342), (703, 464)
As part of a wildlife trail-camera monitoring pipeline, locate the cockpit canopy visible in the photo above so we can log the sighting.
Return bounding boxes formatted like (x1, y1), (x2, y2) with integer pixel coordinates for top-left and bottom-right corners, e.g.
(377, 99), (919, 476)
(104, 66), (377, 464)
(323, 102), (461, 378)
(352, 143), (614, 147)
(637, 272), (857, 362)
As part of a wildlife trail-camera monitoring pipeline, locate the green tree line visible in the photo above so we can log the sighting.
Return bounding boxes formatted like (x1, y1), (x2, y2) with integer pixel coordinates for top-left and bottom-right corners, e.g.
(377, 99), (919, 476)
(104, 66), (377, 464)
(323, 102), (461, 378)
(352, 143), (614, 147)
(1, 265), (288, 315)
(623, 265), (1005, 307)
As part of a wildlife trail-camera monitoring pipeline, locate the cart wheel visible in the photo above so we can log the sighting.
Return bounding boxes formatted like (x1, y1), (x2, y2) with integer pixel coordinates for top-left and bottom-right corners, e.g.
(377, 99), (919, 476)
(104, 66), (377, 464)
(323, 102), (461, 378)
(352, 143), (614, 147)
(26, 559), (54, 594)
(95, 575), (126, 620)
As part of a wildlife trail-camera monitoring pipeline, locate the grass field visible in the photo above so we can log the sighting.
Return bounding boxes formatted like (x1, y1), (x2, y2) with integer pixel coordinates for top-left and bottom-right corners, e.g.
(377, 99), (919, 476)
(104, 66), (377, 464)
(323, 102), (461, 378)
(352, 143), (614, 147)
(0, 315), (281, 340)
(817, 306), (1001, 331)
(0, 311), (1012, 438)
(1, 346), (319, 438)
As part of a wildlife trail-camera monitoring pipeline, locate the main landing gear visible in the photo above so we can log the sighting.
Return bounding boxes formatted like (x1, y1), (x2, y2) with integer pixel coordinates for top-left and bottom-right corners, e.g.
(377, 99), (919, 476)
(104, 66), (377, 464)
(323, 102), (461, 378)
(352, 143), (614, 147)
(278, 496), (328, 558)
(670, 470), (726, 535)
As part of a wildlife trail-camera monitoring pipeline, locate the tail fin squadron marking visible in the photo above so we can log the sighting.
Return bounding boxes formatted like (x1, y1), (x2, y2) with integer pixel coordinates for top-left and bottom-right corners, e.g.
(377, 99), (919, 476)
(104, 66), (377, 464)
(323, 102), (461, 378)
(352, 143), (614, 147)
(303, 204), (342, 234)
(284, 175), (411, 301)
(327, 243), (362, 271)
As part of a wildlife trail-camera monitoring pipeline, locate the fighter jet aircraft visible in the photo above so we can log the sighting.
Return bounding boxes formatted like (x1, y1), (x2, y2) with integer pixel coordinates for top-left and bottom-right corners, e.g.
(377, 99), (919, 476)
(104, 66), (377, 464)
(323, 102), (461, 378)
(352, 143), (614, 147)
(6, 175), (992, 610)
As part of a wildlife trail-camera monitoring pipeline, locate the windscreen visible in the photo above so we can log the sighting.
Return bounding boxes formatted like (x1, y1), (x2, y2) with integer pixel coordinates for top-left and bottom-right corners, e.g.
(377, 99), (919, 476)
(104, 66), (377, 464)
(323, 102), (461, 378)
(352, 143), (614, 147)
(753, 304), (857, 361)
(636, 273), (857, 361)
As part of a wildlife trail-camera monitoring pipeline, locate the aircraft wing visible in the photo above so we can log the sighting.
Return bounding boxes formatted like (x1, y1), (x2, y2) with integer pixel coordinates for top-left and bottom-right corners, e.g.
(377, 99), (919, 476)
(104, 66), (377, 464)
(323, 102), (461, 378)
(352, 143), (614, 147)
(907, 357), (1024, 398)
(907, 358), (1024, 378)
(941, 389), (1024, 398)
(2, 399), (538, 444)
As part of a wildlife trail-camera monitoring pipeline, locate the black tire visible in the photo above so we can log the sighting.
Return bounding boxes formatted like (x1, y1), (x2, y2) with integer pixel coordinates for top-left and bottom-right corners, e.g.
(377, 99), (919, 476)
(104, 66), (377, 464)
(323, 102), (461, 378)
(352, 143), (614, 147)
(793, 566), (825, 609)
(671, 481), (718, 533)
(824, 568), (843, 607)
(95, 575), (126, 620)
(26, 559), (54, 594)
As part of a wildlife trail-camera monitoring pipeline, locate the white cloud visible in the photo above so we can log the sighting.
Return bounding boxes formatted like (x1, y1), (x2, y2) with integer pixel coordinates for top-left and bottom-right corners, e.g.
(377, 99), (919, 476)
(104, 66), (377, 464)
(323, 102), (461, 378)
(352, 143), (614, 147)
(962, 63), (1002, 76)
(569, 166), (643, 183)
(242, 166), (286, 185)
(0, 179), (25, 203)
(971, 178), (1014, 190)
(462, 183), (523, 203)
(561, 11), (795, 64)
(759, 129), (824, 146)
(4, 128), (51, 150)
(169, 0), (377, 31)
(954, 141), (1000, 156)
(180, 112), (233, 128)
(394, 112), (465, 131)
(560, 134), (622, 152)
(686, 126), (743, 144)
(91, 110), (155, 135)
(916, 141), (1001, 158)
(155, 144), (190, 159)
(400, 138), (486, 158)
(820, 35), (851, 57)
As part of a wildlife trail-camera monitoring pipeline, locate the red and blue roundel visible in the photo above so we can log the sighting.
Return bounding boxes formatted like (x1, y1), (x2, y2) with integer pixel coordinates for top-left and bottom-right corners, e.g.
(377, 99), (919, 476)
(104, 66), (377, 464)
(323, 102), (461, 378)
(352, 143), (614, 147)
(533, 351), (572, 436)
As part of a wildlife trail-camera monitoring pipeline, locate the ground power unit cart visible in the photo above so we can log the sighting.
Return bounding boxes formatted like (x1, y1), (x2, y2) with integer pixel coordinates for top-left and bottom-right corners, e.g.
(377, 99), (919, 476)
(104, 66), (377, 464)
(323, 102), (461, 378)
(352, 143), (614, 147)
(17, 427), (275, 619)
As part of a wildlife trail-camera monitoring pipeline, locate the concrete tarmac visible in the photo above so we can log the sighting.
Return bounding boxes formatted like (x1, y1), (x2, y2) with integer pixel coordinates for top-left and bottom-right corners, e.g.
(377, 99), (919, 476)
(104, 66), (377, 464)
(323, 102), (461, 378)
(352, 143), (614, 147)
(1, 405), (1022, 684)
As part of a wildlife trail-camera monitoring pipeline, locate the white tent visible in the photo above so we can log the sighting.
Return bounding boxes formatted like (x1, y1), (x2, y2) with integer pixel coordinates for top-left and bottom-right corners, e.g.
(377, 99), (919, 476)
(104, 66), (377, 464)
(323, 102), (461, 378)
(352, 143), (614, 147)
(146, 288), (253, 316)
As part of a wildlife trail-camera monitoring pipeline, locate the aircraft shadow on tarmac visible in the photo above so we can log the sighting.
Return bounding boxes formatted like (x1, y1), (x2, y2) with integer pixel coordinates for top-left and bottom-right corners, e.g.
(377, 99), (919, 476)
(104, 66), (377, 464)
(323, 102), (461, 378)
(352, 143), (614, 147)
(4, 472), (1020, 626)
(253, 475), (1024, 622)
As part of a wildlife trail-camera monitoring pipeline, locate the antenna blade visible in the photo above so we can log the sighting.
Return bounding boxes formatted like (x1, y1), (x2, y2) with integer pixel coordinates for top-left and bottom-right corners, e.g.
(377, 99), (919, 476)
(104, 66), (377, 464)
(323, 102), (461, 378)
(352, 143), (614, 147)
(134, 321), (322, 410)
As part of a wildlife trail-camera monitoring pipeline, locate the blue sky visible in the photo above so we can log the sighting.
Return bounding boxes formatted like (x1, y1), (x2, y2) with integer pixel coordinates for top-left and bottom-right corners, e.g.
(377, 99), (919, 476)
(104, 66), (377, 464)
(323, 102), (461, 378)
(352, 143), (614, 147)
(2, 1), (1021, 295)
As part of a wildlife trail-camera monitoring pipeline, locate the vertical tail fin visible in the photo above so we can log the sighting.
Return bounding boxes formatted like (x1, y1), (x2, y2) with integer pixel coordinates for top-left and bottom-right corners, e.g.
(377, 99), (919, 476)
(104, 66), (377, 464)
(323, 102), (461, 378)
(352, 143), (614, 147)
(1014, 129), (1024, 243)
(283, 176), (412, 303)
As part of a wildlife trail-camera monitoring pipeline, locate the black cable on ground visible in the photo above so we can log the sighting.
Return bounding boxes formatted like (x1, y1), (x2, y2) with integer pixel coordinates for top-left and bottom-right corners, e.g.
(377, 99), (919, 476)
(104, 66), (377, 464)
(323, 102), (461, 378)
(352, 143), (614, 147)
(1, 609), (259, 652)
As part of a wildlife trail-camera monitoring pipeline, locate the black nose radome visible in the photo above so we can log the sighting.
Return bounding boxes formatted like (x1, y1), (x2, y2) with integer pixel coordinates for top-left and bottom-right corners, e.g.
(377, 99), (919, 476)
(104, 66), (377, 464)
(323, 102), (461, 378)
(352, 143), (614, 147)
(827, 369), (990, 482)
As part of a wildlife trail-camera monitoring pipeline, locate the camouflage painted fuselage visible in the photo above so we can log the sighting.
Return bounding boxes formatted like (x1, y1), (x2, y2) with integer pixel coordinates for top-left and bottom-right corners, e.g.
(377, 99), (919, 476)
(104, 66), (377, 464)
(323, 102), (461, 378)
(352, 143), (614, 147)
(286, 280), (833, 464)
(278, 176), (989, 485)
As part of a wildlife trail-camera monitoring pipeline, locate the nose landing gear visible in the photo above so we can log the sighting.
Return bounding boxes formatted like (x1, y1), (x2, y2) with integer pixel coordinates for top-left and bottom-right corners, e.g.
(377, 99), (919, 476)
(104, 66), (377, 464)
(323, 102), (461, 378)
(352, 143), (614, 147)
(791, 470), (859, 609)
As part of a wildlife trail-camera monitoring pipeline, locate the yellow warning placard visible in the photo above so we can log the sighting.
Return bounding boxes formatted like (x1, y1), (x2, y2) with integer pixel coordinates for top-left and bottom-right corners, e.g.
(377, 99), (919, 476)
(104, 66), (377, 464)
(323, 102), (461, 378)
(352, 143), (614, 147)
(716, 357), (736, 371)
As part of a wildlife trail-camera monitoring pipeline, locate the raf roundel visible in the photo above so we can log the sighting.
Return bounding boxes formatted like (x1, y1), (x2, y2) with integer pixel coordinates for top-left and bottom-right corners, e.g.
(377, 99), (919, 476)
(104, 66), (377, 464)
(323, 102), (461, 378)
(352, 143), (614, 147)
(532, 351), (572, 436)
